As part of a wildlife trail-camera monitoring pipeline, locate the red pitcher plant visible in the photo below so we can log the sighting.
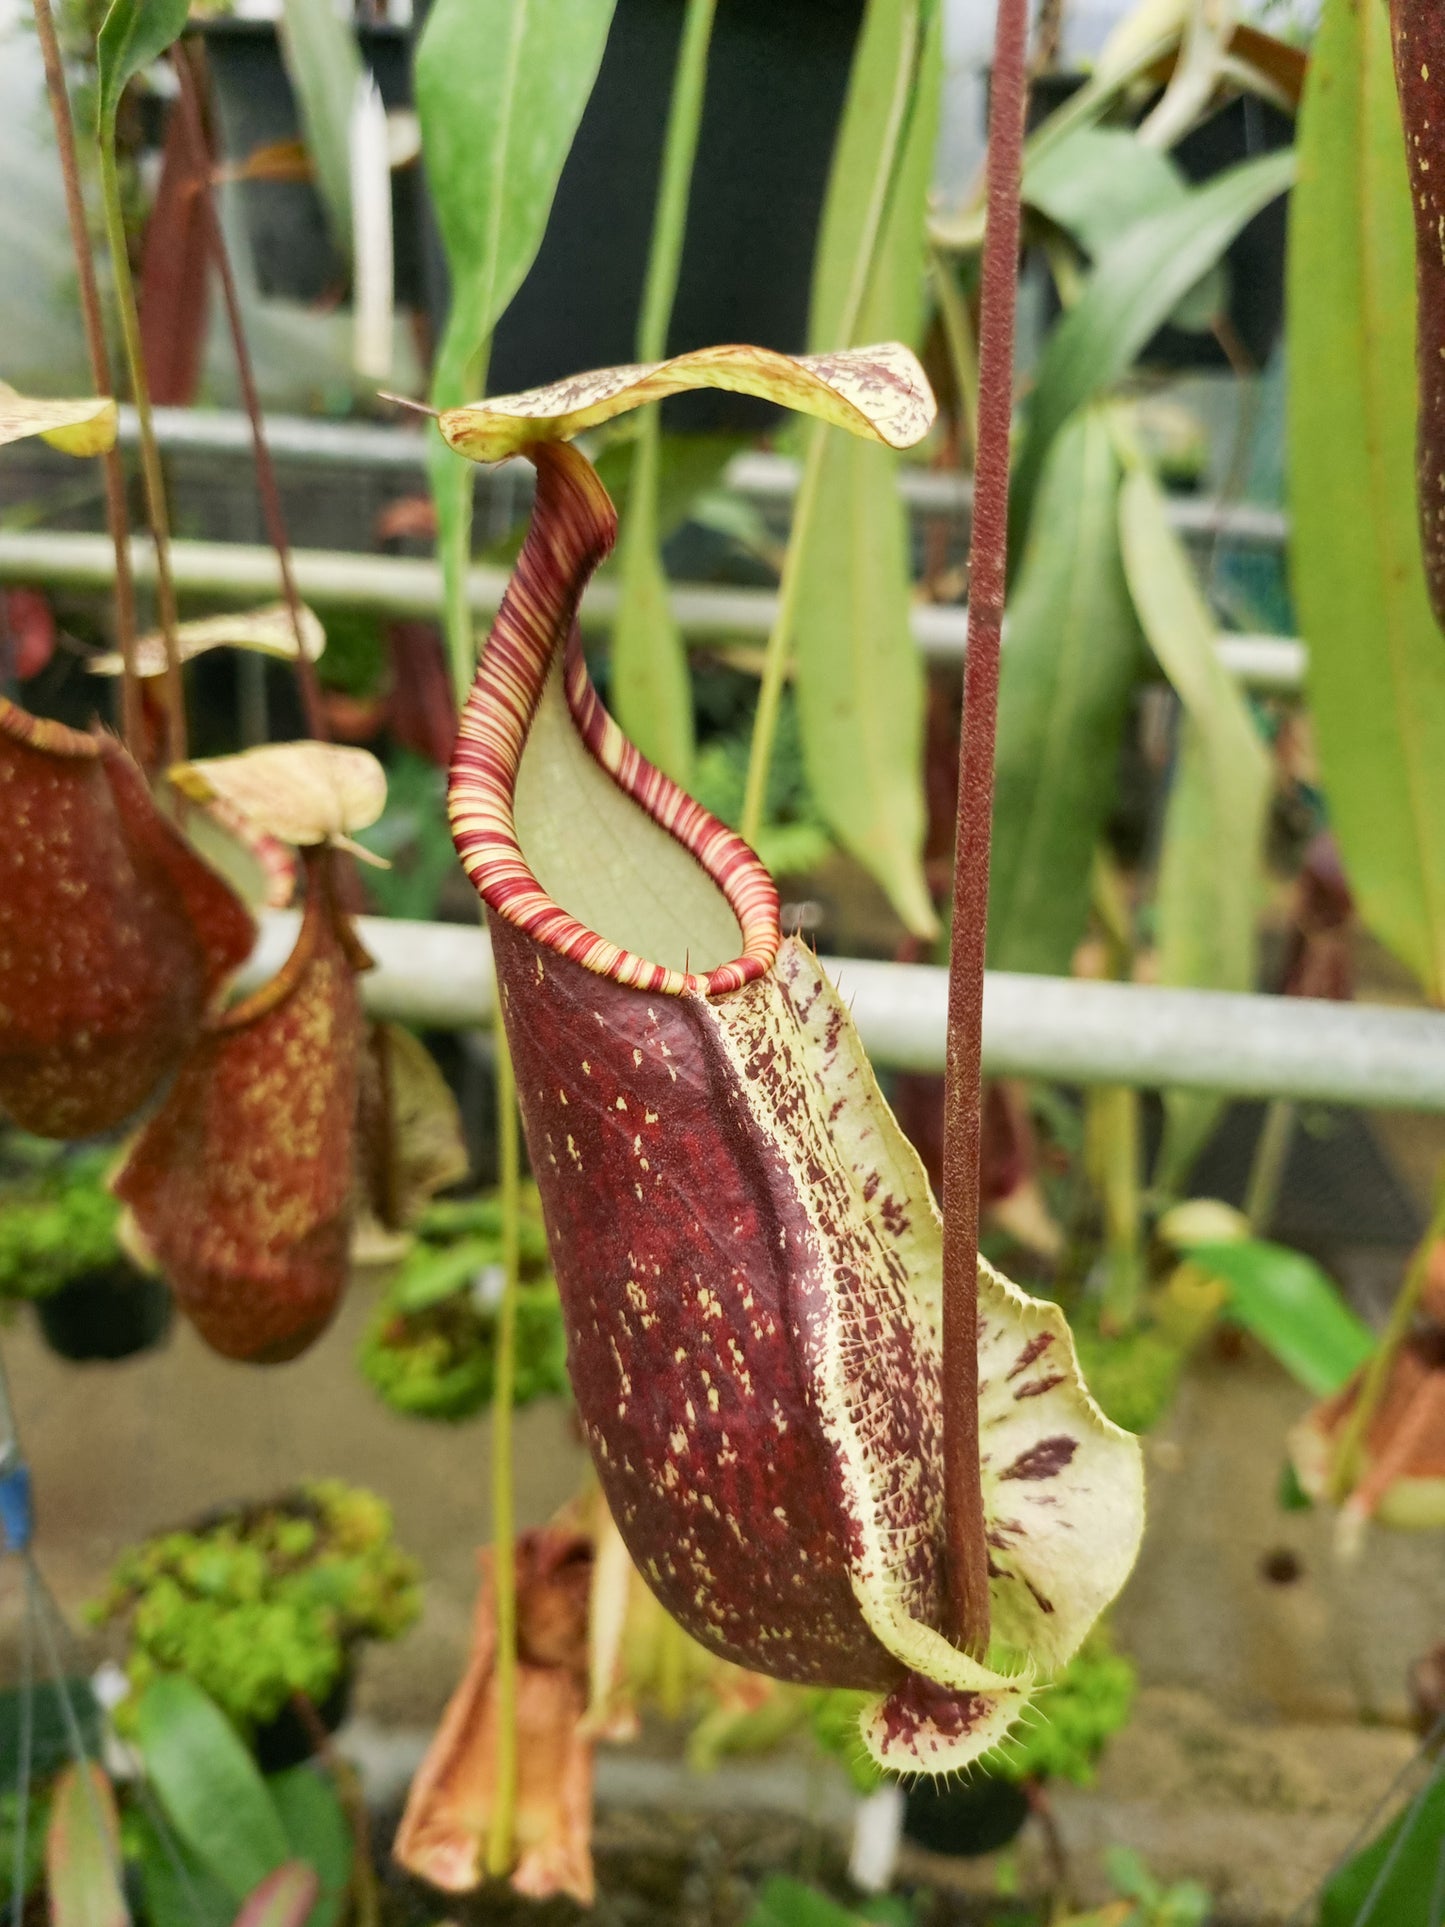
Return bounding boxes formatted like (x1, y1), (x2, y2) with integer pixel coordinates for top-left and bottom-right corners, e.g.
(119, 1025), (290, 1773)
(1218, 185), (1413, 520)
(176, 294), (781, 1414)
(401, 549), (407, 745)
(435, 343), (1146, 1776)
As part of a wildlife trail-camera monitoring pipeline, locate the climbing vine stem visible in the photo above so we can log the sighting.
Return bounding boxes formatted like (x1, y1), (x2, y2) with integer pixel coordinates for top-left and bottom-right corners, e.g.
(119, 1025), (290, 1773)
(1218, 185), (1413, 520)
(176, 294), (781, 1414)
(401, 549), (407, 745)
(940, 0), (1030, 1658)
(170, 51), (329, 744)
(614, 0), (716, 776)
(29, 0), (142, 757)
(95, 135), (186, 762)
(440, 344), (489, 712)
(1329, 1170), (1445, 1503)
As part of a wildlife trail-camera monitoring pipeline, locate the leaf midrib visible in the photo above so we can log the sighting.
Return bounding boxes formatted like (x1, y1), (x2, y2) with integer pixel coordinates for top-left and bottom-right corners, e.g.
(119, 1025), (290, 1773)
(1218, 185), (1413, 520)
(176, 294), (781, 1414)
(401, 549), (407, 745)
(1002, 421), (1114, 960)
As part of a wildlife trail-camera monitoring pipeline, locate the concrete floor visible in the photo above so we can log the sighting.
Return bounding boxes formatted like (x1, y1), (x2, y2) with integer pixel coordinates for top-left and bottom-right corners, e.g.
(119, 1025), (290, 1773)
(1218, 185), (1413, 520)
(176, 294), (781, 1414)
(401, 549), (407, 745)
(3, 1251), (1442, 1922)
(2, 1275), (586, 1728)
(10, 1280), (1440, 1729)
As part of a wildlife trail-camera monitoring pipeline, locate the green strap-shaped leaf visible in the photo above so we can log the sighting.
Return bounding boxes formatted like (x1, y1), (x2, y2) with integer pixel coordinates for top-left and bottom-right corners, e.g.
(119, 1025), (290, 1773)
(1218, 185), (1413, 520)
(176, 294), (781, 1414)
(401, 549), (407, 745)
(1321, 1765), (1445, 1927)
(1119, 461), (1270, 1189)
(609, 0), (718, 782)
(792, 0), (941, 938)
(795, 434), (934, 935)
(611, 466), (692, 780)
(417, 0), (617, 699)
(96, 0), (188, 132)
(277, 0), (364, 257)
(232, 1864), (320, 1927)
(267, 1768), (353, 1927)
(136, 1676), (290, 1904)
(1025, 125), (1192, 260)
(1187, 1239), (1374, 1398)
(1024, 123), (1224, 331)
(129, 1814), (233, 1927)
(1012, 148), (1294, 553)
(1288, 0), (1445, 1003)
(745, 1876), (877, 1927)
(418, 0), (616, 403)
(45, 1765), (129, 1927)
(807, 0), (926, 350)
(989, 407), (1142, 976)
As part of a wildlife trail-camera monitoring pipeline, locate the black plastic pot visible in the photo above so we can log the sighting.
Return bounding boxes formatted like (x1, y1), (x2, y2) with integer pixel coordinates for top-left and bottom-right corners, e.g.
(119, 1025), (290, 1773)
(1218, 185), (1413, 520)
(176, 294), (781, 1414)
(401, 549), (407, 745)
(473, 0), (864, 427)
(251, 1661), (354, 1775)
(36, 1266), (173, 1363)
(902, 1771), (1032, 1858)
(0, 1677), (103, 1780)
(195, 20), (426, 308)
(197, 0), (864, 429)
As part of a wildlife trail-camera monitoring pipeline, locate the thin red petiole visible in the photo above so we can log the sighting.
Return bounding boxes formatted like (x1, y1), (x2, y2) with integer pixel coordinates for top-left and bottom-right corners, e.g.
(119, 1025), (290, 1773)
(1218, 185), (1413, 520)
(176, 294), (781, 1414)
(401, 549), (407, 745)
(170, 45), (330, 745)
(940, 0), (1030, 1659)
(30, 0), (144, 758)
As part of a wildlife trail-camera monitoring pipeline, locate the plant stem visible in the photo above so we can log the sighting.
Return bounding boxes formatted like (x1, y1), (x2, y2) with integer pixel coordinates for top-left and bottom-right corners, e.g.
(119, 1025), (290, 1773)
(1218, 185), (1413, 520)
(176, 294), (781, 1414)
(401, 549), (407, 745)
(30, 0), (142, 757)
(740, 426), (825, 846)
(939, 0), (1030, 1658)
(612, 0), (715, 776)
(1089, 1084), (1144, 1330)
(740, 0), (921, 846)
(1329, 1172), (1445, 1503)
(636, 0), (716, 367)
(290, 1696), (379, 1927)
(930, 246), (979, 466)
(170, 49), (328, 742)
(96, 134), (186, 764)
(485, 1027), (521, 1879)
(441, 352), (488, 710)
(1243, 1097), (1296, 1236)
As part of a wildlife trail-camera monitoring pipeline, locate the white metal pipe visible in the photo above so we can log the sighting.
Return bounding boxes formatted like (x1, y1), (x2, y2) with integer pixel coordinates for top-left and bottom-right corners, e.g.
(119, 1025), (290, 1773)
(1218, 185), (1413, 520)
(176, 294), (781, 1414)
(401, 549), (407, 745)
(724, 449), (1291, 549)
(243, 912), (1445, 1111)
(120, 407), (1291, 548)
(125, 404), (431, 472)
(0, 529), (1308, 690)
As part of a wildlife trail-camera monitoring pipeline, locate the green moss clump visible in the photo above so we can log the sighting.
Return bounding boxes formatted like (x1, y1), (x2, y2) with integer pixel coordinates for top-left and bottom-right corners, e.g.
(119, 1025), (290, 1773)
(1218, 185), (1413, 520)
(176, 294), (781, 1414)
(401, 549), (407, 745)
(1073, 1317), (1188, 1435)
(357, 1190), (569, 1422)
(805, 1630), (1136, 1795)
(359, 1280), (568, 1421)
(89, 1481), (421, 1737)
(806, 1690), (886, 1795)
(0, 1147), (122, 1302)
(691, 693), (834, 880)
(983, 1629), (1137, 1788)
(0, 1787), (50, 1898)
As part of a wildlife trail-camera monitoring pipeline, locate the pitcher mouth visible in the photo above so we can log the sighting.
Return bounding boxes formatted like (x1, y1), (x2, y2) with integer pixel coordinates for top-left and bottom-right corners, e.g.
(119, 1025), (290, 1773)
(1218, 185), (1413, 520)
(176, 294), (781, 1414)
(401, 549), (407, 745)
(0, 696), (104, 761)
(448, 442), (780, 1000)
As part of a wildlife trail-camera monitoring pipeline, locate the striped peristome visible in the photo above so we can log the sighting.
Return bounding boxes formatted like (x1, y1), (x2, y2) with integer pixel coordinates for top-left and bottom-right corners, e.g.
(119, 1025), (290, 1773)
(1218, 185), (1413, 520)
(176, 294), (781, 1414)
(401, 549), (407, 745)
(444, 347), (1144, 1774)
(449, 443), (778, 997)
